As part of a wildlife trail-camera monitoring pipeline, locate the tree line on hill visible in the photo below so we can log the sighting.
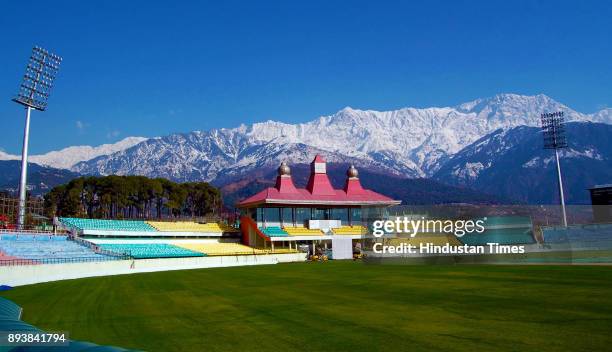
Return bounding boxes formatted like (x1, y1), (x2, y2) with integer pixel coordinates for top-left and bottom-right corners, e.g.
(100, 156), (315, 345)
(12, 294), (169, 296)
(44, 175), (222, 219)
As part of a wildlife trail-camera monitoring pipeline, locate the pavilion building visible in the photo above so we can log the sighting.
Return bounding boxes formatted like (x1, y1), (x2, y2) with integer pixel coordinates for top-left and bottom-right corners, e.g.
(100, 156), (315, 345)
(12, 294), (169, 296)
(237, 155), (400, 256)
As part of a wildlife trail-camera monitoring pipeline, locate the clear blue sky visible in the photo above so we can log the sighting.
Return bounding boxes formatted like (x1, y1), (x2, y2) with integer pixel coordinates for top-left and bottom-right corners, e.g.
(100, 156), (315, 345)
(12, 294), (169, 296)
(1, 0), (611, 154)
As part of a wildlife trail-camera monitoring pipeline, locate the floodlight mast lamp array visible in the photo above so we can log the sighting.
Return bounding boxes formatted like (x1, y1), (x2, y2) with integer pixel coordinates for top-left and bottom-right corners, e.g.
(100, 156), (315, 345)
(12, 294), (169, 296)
(12, 46), (62, 230)
(541, 111), (568, 227)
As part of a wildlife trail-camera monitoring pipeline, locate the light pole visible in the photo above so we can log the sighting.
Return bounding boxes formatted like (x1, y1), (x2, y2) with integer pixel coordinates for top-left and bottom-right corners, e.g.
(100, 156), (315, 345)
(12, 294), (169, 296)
(12, 46), (62, 229)
(541, 111), (568, 227)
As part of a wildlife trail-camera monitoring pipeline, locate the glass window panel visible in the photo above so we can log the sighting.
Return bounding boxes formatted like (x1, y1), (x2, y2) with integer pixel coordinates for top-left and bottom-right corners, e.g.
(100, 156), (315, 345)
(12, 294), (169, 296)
(295, 208), (310, 226)
(312, 208), (328, 220)
(264, 207), (280, 225)
(330, 208), (348, 222)
(351, 208), (362, 224)
(281, 208), (293, 226)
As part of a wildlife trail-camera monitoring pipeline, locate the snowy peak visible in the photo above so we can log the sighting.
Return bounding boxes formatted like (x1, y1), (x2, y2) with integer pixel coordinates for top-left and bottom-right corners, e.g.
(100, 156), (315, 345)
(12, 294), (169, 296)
(457, 93), (560, 113)
(591, 108), (612, 122)
(72, 93), (612, 184)
(5, 94), (612, 185)
(33, 136), (149, 169)
(455, 94), (574, 127)
(433, 122), (612, 203)
(0, 151), (20, 161)
(0, 137), (148, 169)
(455, 93), (610, 126)
(237, 94), (611, 176)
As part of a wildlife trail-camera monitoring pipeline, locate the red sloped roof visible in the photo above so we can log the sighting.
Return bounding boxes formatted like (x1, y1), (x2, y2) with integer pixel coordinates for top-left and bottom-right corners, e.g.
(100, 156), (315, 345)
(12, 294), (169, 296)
(306, 173), (336, 195)
(237, 185), (400, 207)
(237, 155), (400, 207)
(275, 175), (299, 194)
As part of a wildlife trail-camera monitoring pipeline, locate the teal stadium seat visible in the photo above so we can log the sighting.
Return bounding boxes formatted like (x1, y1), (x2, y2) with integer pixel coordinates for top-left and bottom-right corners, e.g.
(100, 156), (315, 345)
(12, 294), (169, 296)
(0, 235), (112, 261)
(542, 224), (612, 244)
(259, 226), (289, 237)
(0, 297), (22, 321)
(484, 216), (532, 228)
(60, 218), (157, 232)
(0, 297), (135, 351)
(97, 243), (205, 259)
(459, 229), (535, 246)
(458, 216), (535, 245)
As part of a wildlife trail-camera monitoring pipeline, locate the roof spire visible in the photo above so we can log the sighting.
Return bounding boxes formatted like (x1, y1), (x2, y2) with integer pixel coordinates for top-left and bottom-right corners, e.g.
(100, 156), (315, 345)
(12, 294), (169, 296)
(347, 164), (359, 178)
(307, 155), (336, 195)
(344, 164), (366, 195)
(275, 161), (298, 194)
(278, 162), (291, 176)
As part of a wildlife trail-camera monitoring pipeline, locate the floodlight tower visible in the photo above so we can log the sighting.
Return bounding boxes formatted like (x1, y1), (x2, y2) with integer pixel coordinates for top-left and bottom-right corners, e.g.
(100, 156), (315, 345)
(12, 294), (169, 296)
(12, 46), (62, 229)
(541, 111), (568, 227)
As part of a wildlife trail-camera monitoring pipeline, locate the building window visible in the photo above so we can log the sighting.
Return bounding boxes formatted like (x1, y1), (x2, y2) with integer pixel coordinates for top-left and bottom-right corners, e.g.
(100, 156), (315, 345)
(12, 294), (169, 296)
(331, 208), (349, 222)
(312, 208), (329, 220)
(263, 207), (281, 227)
(281, 208), (293, 226)
(295, 208), (310, 227)
(350, 208), (362, 225)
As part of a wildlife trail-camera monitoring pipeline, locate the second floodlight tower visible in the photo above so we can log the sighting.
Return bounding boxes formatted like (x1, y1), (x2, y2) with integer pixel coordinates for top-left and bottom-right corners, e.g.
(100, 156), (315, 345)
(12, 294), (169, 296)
(12, 46), (62, 229)
(541, 111), (568, 227)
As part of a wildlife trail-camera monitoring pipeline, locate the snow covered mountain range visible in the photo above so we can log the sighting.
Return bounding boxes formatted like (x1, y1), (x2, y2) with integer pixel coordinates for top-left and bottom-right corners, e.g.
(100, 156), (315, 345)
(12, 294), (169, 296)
(0, 136), (146, 169)
(72, 94), (611, 179)
(1, 93), (611, 203)
(433, 122), (612, 203)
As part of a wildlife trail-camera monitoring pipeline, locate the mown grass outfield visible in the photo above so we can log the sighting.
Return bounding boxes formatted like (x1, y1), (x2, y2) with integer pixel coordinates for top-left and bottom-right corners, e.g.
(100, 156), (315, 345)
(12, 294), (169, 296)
(2, 262), (612, 351)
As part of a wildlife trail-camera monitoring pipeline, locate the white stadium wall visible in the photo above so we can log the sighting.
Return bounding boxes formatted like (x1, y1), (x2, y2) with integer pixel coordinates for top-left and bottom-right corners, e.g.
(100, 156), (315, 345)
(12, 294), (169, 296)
(0, 252), (307, 287)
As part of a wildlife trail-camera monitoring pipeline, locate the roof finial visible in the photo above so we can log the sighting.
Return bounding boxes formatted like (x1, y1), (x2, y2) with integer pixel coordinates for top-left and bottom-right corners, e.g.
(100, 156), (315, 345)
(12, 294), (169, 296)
(278, 162), (291, 176)
(347, 164), (359, 178)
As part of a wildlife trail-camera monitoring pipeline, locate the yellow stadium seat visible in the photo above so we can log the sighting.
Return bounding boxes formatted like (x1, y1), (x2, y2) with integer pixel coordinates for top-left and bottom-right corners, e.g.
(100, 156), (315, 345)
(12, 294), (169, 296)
(282, 226), (323, 236)
(174, 242), (299, 255)
(331, 225), (368, 235)
(147, 221), (238, 233)
(174, 242), (267, 256)
(256, 247), (298, 254)
(386, 234), (462, 247)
